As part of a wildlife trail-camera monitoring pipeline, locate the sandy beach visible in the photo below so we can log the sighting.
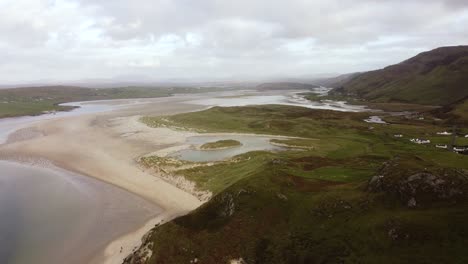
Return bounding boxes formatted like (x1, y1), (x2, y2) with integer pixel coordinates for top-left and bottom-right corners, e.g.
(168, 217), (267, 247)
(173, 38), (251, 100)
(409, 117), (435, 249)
(0, 95), (212, 264)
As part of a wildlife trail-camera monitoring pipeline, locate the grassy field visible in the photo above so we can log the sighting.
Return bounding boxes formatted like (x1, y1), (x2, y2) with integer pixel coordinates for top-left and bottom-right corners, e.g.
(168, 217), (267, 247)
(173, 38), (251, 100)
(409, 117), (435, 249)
(128, 105), (468, 264)
(0, 86), (227, 118)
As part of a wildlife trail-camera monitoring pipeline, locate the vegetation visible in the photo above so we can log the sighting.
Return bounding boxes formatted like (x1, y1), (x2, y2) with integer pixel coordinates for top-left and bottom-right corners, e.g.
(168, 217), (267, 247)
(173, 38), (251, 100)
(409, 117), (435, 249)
(431, 96), (468, 126)
(270, 138), (319, 149)
(300, 92), (354, 103)
(0, 85), (229, 118)
(256, 82), (319, 91)
(128, 105), (468, 264)
(331, 46), (468, 106)
(200, 139), (242, 150)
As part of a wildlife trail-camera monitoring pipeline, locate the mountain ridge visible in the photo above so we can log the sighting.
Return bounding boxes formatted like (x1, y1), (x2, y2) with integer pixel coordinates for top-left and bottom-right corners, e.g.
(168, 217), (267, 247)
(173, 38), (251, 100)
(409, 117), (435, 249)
(332, 45), (468, 105)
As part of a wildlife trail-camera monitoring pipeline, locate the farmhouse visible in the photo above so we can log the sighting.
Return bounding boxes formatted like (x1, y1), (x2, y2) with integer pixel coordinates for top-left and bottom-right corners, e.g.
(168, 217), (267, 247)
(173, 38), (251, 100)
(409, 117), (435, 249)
(436, 131), (452, 135)
(453, 146), (468, 154)
(410, 138), (431, 144)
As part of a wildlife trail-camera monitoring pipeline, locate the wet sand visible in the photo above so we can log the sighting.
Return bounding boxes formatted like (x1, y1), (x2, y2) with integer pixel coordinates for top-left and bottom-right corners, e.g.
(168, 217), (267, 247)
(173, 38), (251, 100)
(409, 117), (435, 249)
(0, 160), (161, 264)
(0, 95), (208, 263)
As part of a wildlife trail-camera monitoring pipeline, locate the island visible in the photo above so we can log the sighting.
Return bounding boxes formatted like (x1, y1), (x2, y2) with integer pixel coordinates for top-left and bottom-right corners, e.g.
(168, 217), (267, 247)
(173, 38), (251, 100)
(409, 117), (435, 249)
(200, 139), (242, 150)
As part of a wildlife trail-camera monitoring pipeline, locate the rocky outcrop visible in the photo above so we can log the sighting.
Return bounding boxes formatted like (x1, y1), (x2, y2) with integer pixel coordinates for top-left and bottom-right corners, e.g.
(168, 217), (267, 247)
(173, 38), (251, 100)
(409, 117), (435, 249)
(123, 230), (156, 264)
(368, 158), (468, 207)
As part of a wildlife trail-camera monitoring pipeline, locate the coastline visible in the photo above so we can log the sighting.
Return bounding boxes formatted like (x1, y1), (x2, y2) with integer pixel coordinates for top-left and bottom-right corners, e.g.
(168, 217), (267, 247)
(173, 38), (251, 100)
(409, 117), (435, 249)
(0, 96), (209, 264)
(0, 159), (162, 264)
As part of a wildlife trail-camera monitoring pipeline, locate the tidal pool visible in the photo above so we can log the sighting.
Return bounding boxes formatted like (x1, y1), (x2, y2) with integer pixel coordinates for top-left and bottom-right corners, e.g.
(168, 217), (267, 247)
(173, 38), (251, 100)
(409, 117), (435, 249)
(168, 135), (286, 162)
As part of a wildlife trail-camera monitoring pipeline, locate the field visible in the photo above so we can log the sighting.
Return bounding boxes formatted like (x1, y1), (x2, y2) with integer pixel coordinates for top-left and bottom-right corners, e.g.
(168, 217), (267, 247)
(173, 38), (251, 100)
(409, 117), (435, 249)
(129, 105), (468, 264)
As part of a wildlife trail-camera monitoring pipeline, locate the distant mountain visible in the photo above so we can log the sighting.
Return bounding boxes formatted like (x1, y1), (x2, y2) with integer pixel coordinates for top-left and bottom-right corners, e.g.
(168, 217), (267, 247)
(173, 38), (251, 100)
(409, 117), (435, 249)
(313, 72), (361, 88)
(256, 82), (320, 91)
(333, 46), (468, 105)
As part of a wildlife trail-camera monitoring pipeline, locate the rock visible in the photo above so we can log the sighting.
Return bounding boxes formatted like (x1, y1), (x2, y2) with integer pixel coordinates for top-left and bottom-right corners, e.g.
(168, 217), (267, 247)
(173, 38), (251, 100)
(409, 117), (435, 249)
(407, 197), (417, 208)
(218, 193), (236, 217)
(277, 193), (288, 201)
(230, 258), (247, 264)
(367, 158), (468, 207)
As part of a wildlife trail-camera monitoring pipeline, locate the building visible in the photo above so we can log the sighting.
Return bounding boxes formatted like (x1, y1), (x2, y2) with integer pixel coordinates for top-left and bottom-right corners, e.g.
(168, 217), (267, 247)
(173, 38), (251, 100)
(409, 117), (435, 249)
(394, 134), (403, 138)
(436, 144), (448, 149)
(410, 138), (431, 144)
(453, 146), (468, 154)
(436, 131), (452, 135)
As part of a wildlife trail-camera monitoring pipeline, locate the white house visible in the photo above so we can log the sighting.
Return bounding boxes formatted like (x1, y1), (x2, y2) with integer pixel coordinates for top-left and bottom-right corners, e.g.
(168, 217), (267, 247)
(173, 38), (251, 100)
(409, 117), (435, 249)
(394, 134), (403, 138)
(410, 138), (431, 144)
(435, 144), (448, 149)
(436, 131), (452, 136)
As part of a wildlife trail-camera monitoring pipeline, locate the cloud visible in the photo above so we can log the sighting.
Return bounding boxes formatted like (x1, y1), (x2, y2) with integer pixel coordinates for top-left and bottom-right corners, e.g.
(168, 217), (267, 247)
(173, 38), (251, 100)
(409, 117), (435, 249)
(0, 0), (467, 83)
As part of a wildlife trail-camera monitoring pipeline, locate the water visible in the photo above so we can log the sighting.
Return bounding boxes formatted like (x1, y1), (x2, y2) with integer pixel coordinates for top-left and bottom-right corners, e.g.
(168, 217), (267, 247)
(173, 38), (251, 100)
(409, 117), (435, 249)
(186, 90), (369, 112)
(168, 135), (285, 162)
(0, 99), (160, 264)
(0, 161), (160, 264)
(0, 99), (145, 144)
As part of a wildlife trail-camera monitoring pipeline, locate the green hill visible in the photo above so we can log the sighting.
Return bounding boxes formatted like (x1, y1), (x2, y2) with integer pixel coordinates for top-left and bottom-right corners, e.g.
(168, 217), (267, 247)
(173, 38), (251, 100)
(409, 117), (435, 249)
(127, 105), (468, 264)
(334, 46), (468, 105)
(430, 96), (468, 125)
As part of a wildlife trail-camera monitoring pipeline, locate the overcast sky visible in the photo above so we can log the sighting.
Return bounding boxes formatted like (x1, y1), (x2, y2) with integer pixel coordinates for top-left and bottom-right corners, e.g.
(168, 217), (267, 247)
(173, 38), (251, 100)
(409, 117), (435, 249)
(1, 0), (467, 84)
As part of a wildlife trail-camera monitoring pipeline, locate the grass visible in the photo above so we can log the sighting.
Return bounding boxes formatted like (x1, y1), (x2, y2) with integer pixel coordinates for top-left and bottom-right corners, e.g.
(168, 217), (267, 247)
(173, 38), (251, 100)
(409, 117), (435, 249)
(0, 100), (75, 118)
(270, 138), (319, 149)
(141, 152), (468, 264)
(130, 104), (468, 264)
(200, 139), (242, 150)
(178, 152), (273, 194)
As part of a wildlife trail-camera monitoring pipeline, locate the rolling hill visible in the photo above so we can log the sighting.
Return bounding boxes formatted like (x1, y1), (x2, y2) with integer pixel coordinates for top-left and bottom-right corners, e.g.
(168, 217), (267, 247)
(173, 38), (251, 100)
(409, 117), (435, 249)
(126, 105), (468, 264)
(333, 46), (468, 106)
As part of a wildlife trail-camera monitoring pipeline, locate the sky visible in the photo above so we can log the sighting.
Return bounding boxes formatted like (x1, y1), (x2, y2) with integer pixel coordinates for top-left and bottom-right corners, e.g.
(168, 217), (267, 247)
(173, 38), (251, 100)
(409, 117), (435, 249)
(0, 0), (467, 84)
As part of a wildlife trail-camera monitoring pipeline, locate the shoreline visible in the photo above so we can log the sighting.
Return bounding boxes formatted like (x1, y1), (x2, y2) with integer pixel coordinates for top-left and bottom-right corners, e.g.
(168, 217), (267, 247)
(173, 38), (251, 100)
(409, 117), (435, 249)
(0, 159), (162, 264)
(0, 97), (208, 264)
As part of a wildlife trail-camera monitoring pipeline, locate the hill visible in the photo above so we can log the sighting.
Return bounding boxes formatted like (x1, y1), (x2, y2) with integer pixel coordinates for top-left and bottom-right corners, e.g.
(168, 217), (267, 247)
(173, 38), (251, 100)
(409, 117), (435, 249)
(430, 96), (468, 125)
(333, 46), (468, 105)
(313, 72), (360, 88)
(127, 105), (468, 264)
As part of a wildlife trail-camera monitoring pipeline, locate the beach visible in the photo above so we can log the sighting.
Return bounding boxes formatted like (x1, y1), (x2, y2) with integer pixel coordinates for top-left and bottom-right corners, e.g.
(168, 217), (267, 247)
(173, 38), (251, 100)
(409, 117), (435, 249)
(0, 94), (210, 263)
